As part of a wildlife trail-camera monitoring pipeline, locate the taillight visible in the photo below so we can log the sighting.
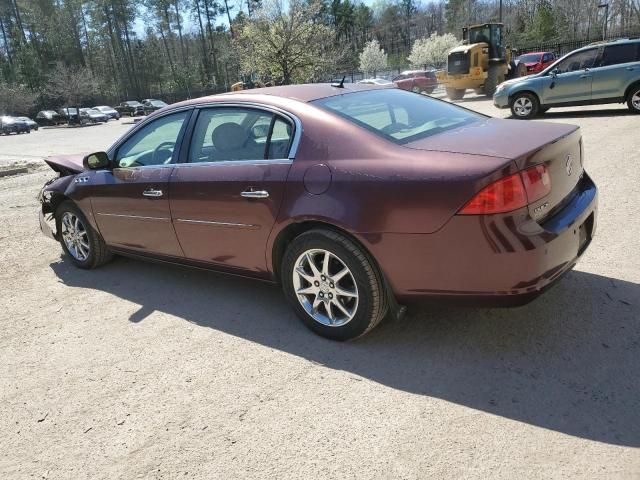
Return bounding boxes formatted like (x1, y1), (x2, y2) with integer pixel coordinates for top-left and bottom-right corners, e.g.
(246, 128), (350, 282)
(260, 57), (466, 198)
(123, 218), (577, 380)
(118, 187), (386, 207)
(521, 164), (551, 203)
(459, 164), (551, 215)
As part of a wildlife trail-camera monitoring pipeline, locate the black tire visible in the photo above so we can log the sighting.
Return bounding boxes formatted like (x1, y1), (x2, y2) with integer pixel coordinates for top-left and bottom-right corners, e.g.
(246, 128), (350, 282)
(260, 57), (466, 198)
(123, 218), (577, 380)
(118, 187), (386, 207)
(627, 84), (640, 113)
(281, 229), (388, 341)
(411, 86), (421, 94)
(130, 111), (134, 117)
(474, 87), (484, 95)
(483, 64), (502, 96)
(55, 201), (112, 269)
(510, 92), (540, 119)
(446, 87), (465, 100)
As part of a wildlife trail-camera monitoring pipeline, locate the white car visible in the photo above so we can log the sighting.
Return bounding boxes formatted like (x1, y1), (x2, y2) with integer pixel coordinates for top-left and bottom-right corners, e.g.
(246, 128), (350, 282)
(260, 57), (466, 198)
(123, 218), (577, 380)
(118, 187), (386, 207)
(357, 78), (393, 86)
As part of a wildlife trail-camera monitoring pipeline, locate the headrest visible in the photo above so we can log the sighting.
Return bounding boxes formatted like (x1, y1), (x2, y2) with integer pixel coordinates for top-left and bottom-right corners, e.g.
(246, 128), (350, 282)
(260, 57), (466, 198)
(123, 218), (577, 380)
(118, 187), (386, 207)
(212, 122), (246, 152)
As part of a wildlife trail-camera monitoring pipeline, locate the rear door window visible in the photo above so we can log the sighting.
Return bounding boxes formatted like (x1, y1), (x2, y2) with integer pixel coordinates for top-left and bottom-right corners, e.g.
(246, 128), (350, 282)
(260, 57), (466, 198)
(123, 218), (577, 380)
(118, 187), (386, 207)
(600, 43), (638, 66)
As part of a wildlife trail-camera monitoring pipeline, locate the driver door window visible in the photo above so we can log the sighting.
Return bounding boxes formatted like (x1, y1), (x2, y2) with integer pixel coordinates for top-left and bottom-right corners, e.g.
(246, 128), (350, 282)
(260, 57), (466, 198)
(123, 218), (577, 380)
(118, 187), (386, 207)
(115, 111), (189, 167)
(555, 49), (599, 74)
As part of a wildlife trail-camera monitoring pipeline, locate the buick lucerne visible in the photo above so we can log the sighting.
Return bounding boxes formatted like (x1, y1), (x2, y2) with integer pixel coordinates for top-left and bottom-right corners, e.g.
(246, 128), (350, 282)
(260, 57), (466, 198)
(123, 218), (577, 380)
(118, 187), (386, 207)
(39, 84), (598, 340)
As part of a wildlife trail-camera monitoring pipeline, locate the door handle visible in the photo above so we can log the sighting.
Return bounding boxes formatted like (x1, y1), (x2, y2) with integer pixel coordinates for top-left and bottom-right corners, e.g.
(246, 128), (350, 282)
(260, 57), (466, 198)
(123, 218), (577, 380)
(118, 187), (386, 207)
(143, 189), (163, 198)
(241, 190), (270, 199)
(580, 74), (592, 78)
(626, 67), (635, 71)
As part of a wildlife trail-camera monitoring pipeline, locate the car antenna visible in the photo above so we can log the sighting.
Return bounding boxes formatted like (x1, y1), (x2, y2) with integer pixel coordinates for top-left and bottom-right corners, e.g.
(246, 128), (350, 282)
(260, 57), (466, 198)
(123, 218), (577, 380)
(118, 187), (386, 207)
(331, 76), (346, 88)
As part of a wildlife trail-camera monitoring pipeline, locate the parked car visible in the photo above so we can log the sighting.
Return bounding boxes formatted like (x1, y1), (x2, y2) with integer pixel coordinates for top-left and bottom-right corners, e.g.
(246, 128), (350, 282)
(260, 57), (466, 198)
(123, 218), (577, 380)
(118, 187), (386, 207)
(36, 110), (63, 126)
(58, 108), (90, 125)
(93, 105), (120, 120)
(357, 78), (393, 86)
(1, 116), (30, 134)
(115, 101), (146, 117)
(17, 116), (38, 131)
(141, 99), (168, 113)
(516, 51), (557, 75)
(392, 70), (438, 94)
(494, 38), (640, 118)
(80, 108), (109, 123)
(38, 84), (597, 340)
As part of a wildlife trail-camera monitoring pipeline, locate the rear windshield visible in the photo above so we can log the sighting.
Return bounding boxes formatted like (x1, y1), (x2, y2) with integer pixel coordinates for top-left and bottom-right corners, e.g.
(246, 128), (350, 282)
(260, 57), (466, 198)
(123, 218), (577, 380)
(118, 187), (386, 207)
(313, 89), (482, 144)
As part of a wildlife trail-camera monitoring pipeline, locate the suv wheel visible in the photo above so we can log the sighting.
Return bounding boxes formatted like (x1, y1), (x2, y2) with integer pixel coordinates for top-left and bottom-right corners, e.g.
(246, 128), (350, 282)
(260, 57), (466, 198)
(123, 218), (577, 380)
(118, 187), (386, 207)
(281, 229), (388, 341)
(446, 88), (465, 100)
(627, 85), (640, 113)
(510, 92), (539, 119)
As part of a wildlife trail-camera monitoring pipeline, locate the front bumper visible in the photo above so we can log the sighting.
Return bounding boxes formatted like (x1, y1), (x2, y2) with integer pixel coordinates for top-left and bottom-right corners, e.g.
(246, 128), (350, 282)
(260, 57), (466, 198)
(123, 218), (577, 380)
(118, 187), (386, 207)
(493, 89), (510, 108)
(39, 209), (57, 240)
(365, 173), (598, 306)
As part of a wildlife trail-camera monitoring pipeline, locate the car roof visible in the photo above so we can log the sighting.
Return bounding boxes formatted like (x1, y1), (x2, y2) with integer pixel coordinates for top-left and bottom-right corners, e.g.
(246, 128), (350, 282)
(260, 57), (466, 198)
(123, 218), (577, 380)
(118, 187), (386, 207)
(520, 51), (547, 55)
(172, 83), (392, 108)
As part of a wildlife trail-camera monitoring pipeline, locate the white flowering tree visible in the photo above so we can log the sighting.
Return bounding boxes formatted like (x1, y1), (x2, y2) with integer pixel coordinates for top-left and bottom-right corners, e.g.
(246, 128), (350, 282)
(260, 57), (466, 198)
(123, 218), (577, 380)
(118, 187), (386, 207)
(408, 33), (459, 68)
(359, 40), (388, 77)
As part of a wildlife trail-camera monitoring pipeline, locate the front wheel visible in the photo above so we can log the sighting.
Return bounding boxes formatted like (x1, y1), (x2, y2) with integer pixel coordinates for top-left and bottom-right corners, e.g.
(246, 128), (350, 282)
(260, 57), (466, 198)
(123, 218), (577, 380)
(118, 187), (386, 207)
(281, 229), (388, 341)
(510, 92), (540, 119)
(55, 201), (112, 269)
(627, 84), (640, 113)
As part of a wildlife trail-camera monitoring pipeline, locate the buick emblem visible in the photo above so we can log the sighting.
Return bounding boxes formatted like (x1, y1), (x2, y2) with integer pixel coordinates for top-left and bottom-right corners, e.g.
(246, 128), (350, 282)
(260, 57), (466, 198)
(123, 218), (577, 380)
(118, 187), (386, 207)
(565, 154), (573, 176)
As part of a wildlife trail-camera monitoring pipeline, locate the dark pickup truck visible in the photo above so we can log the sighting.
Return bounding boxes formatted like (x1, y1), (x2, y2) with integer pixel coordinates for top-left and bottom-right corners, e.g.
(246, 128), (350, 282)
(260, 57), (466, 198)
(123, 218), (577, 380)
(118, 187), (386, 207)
(115, 101), (146, 117)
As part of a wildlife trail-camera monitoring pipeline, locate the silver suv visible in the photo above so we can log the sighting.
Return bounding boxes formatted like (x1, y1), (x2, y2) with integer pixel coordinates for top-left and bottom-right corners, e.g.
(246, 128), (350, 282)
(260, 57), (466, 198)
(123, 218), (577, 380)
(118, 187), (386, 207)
(494, 39), (640, 118)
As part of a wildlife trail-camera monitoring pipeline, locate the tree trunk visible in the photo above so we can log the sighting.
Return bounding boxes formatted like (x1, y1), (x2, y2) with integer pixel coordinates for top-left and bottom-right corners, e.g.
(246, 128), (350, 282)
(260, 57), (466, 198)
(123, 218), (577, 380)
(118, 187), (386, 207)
(223, 0), (234, 38)
(173, 0), (187, 65)
(194, 0), (211, 83)
(0, 16), (12, 65)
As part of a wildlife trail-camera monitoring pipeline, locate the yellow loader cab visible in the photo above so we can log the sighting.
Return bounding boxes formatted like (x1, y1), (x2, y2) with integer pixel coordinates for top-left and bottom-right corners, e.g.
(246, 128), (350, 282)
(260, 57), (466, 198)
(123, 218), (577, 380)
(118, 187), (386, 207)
(437, 23), (517, 100)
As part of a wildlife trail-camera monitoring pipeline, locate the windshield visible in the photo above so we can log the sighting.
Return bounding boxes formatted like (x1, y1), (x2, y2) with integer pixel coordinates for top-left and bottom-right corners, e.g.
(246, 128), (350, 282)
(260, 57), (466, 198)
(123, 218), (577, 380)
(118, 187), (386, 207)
(313, 89), (482, 145)
(127, 102), (142, 106)
(151, 100), (167, 107)
(96, 106), (112, 111)
(518, 54), (542, 63)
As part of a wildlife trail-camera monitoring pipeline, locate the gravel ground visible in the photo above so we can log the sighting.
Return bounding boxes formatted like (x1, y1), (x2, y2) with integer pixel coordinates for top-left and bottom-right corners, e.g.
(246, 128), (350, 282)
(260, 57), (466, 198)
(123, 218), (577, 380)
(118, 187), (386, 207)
(1, 97), (639, 479)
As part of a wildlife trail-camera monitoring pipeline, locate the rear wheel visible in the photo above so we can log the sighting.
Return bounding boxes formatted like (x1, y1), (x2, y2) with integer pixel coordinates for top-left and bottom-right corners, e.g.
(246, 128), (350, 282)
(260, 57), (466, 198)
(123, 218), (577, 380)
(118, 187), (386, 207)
(627, 84), (640, 113)
(424, 87), (435, 95)
(474, 87), (484, 95)
(510, 92), (539, 119)
(55, 201), (112, 269)
(446, 87), (465, 100)
(281, 229), (388, 341)
(411, 86), (421, 94)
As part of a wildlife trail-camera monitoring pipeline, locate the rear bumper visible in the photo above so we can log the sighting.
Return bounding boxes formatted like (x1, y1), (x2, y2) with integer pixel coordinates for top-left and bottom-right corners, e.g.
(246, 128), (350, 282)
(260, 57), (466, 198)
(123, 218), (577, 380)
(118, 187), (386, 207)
(365, 173), (598, 306)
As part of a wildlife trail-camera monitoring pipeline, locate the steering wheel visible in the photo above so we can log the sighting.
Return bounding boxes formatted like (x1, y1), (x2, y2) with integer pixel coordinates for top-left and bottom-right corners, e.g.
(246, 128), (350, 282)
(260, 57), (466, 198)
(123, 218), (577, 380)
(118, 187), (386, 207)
(152, 141), (176, 165)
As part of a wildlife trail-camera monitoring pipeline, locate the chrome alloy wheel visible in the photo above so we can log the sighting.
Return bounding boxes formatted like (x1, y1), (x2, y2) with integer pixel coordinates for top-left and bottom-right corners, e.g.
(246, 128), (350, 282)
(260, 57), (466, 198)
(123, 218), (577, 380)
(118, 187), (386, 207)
(632, 91), (640, 110)
(513, 97), (533, 116)
(292, 249), (359, 327)
(61, 212), (90, 261)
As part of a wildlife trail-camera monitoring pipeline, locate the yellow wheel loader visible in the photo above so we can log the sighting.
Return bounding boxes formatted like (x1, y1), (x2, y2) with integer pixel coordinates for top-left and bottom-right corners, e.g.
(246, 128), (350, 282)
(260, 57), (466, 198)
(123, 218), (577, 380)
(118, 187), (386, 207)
(436, 23), (518, 100)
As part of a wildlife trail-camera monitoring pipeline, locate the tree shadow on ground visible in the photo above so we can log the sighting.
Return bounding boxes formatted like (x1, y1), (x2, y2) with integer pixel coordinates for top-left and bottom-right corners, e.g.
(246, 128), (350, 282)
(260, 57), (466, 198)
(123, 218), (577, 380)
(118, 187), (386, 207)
(51, 257), (640, 447)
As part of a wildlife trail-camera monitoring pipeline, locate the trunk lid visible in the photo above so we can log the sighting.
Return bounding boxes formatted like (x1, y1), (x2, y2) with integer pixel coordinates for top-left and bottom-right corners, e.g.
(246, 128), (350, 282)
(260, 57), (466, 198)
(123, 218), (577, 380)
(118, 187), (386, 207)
(44, 154), (86, 176)
(405, 118), (583, 221)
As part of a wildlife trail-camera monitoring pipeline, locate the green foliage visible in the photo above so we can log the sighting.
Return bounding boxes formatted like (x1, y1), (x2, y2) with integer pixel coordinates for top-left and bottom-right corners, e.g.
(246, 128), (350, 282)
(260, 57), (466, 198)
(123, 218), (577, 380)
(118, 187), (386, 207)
(235, 0), (337, 84)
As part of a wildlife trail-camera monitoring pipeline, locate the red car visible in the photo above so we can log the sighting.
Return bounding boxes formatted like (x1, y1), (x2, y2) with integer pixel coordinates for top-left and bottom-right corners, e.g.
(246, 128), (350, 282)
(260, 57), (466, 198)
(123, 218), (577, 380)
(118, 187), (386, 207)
(517, 51), (557, 75)
(392, 70), (438, 94)
(38, 84), (597, 340)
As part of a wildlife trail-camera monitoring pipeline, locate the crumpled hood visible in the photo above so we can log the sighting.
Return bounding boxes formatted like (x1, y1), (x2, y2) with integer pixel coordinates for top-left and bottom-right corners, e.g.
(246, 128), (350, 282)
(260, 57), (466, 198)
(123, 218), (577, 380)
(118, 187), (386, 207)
(44, 154), (86, 175)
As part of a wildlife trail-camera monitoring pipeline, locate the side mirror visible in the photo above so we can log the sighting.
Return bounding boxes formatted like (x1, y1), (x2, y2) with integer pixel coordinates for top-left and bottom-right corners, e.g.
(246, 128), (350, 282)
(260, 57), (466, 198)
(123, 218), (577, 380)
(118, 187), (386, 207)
(83, 151), (110, 170)
(550, 68), (559, 78)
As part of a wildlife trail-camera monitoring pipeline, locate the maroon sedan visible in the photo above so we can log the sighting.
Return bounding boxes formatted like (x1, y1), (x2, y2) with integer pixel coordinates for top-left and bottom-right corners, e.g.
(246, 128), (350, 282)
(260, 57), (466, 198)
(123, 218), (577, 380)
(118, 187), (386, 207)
(39, 84), (597, 340)
(392, 70), (438, 94)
